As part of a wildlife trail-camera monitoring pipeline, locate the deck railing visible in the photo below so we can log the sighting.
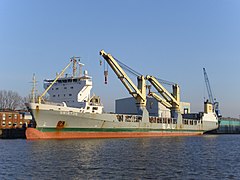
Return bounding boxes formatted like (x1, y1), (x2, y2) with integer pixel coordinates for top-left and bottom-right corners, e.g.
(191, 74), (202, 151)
(116, 114), (177, 124)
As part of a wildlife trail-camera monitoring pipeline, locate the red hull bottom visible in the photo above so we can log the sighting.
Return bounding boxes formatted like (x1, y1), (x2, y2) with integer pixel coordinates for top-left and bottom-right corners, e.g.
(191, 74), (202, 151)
(26, 128), (203, 140)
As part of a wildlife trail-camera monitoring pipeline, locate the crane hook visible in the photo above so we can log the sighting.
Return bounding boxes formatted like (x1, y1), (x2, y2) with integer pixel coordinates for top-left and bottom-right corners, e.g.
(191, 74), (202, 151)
(104, 70), (108, 84)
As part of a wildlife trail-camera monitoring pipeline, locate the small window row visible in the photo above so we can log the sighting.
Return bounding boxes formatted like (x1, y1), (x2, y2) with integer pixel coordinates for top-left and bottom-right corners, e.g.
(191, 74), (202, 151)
(51, 86), (74, 91)
(0, 114), (22, 120)
(53, 94), (72, 97)
(1, 121), (23, 126)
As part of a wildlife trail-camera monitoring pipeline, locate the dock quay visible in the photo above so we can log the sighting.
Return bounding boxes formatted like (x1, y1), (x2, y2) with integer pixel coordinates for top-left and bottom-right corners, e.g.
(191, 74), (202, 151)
(207, 117), (240, 134)
(0, 128), (26, 139)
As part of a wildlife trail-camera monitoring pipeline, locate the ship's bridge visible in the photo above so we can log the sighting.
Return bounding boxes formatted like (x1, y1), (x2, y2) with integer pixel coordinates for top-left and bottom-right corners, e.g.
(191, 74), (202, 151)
(44, 72), (93, 108)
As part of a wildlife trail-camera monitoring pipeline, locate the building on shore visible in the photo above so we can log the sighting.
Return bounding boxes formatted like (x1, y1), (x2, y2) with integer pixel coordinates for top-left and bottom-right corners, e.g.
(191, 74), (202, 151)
(0, 111), (31, 138)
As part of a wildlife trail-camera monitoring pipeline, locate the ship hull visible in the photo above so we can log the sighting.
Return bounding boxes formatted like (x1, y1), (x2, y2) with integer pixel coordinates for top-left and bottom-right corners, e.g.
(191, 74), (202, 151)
(25, 103), (217, 140)
(26, 127), (203, 140)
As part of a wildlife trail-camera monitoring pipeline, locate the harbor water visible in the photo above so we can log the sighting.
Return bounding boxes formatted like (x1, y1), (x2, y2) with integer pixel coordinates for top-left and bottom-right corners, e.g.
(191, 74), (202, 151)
(1, 135), (240, 179)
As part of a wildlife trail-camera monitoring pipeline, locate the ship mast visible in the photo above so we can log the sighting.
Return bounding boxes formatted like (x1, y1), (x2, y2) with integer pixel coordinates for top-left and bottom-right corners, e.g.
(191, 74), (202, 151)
(31, 73), (37, 103)
(71, 56), (83, 77)
(78, 61), (85, 77)
(72, 56), (77, 77)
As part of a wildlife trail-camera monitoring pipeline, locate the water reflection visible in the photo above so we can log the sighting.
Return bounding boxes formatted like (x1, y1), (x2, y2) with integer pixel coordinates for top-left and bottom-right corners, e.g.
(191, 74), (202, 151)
(0, 135), (240, 179)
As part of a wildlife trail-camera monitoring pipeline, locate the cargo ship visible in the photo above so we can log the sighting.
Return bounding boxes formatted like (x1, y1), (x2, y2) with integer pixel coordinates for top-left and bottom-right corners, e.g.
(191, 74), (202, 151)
(25, 50), (218, 140)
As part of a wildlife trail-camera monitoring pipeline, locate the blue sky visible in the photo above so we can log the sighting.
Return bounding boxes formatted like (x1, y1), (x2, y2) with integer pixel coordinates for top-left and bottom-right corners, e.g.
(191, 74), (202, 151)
(1, 0), (240, 117)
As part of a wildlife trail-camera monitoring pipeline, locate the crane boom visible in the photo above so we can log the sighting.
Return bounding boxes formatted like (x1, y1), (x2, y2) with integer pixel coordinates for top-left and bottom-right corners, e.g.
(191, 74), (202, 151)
(99, 50), (147, 107)
(203, 68), (214, 104)
(149, 92), (172, 108)
(146, 75), (180, 108)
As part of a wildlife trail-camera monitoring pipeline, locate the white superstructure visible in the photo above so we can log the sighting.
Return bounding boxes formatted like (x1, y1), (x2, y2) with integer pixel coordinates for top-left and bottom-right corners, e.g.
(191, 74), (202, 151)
(42, 59), (103, 114)
(44, 71), (91, 107)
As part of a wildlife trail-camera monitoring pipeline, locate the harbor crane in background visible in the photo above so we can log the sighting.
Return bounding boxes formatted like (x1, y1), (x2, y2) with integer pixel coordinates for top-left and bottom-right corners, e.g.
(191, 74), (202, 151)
(203, 68), (221, 117)
(99, 50), (181, 121)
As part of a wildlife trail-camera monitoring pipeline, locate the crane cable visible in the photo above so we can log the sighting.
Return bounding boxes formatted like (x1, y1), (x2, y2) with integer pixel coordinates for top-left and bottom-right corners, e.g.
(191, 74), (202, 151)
(114, 57), (175, 86)
(115, 57), (141, 77)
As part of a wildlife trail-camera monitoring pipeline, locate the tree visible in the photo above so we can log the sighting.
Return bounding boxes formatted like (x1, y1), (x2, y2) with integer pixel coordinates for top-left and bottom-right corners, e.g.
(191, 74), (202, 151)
(0, 90), (23, 110)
